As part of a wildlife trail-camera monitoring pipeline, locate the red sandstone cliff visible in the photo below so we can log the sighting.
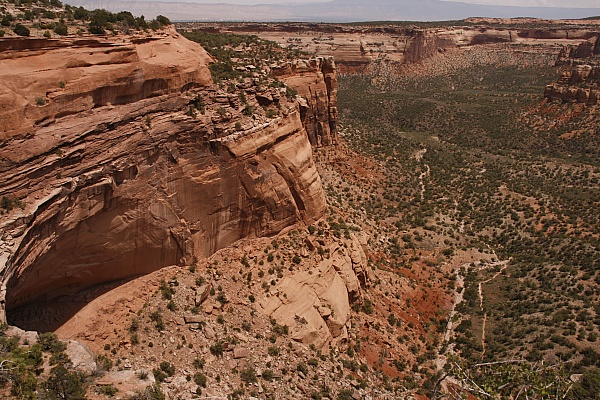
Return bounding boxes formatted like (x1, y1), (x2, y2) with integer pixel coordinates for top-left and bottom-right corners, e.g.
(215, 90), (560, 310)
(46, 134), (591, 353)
(272, 57), (338, 146)
(0, 31), (336, 318)
(545, 35), (600, 104)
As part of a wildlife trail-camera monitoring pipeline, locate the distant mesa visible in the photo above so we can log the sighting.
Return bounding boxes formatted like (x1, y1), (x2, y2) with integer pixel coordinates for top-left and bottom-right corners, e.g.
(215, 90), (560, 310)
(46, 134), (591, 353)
(64, 0), (600, 22)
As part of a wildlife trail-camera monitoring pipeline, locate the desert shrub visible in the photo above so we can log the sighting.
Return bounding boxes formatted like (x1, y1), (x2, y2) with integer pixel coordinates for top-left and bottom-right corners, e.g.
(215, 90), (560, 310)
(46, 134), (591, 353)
(13, 24), (30, 36)
(240, 367), (257, 384)
(193, 372), (207, 387)
(297, 362), (308, 375)
(129, 384), (165, 400)
(53, 22), (67, 35)
(149, 310), (164, 331)
(97, 384), (118, 397)
(159, 361), (175, 376)
(38, 332), (66, 354)
(155, 15), (170, 26)
(42, 364), (87, 400)
(209, 341), (224, 357)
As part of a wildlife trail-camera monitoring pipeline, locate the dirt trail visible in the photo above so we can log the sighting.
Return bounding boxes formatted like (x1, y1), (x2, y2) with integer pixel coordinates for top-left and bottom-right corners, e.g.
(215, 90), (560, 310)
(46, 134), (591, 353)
(477, 259), (510, 357)
(415, 148), (430, 198)
(435, 264), (467, 393)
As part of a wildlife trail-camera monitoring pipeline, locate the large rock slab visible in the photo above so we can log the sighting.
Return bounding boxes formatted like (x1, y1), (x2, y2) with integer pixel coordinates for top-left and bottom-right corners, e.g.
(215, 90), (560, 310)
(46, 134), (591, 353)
(260, 238), (368, 349)
(65, 340), (98, 374)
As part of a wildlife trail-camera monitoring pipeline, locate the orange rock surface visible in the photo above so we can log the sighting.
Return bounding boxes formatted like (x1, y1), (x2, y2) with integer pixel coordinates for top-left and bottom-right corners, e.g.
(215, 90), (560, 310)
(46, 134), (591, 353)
(0, 31), (335, 320)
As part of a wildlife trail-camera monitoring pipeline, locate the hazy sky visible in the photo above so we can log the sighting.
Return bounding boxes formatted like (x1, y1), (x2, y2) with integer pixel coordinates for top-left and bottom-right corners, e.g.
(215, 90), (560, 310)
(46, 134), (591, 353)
(448, 0), (600, 7)
(144, 0), (600, 5)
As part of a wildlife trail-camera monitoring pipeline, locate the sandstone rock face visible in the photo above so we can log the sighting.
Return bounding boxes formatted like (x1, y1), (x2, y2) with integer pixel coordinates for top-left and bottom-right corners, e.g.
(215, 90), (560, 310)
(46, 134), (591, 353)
(544, 83), (600, 104)
(557, 35), (600, 64)
(403, 29), (456, 64)
(65, 340), (98, 374)
(260, 235), (370, 349)
(0, 33), (334, 321)
(96, 370), (156, 394)
(0, 28), (213, 140)
(4, 325), (38, 345)
(546, 36), (600, 104)
(272, 57), (338, 147)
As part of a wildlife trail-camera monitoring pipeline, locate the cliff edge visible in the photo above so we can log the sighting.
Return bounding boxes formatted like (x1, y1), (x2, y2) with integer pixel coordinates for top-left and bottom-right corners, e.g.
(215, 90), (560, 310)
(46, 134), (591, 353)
(0, 30), (337, 324)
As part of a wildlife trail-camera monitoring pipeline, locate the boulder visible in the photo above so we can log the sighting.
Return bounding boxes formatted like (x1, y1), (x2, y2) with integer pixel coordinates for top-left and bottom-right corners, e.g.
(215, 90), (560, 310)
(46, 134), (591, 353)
(4, 325), (38, 345)
(96, 369), (156, 392)
(184, 315), (204, 324)
(195, 284), (211, 306)
(65, 340), (97, 374)
(260, 238), (366, 349)
(233, 347), (249, 359)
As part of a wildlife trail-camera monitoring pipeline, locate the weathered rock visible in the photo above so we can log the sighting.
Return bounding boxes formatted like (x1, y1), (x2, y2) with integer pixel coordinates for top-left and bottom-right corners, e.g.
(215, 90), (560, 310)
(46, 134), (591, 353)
(304, 237), (316, 251)
(0, 28), (213, 140)
(547, 35), (600, 104)
(272, 57), (337, 146)
(96, 369), (156, 393)
(166, 375), (195, 400)
(233, 347), (249, 359)
(184, 315), (204, 324)
(65, 340), (97, 374)
(318, 306), (332, 318)
(195, 284), (211, 306)
(4, 325), (38, 345)
(0, 39), (336, 318)
(204, 324), (217, 340)
(260, 238), (367, 349)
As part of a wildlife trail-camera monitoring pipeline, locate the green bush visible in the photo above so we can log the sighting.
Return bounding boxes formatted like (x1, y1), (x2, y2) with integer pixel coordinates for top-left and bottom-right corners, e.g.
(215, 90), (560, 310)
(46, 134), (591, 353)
(129, 384), (165, 400)
(53, 23), (68, 36)
(240, 367), (257, 384)
(149, 310), (164, 331)
(38, 332), (66, 354)
(209, 341), (224, 357)
(193, 371), (207, 387)
(262, 369), (275, 381)
(12, 23), (30, 37)
(297, 362), (308, 375)
(97, 384), (118, 397)
(155, 15), (171, 26)
(159, 361), (175, 376)
(42, 364), (87, 400)
(152, 368), (167, 383)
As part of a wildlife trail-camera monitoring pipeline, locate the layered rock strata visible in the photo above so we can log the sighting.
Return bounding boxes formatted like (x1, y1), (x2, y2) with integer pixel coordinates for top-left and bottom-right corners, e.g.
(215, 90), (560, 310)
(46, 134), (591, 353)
(545, 36), (600, 104)
(0, 31), (336, 322)
(0, 28), (213, 140)
(272, 57), (338, 147)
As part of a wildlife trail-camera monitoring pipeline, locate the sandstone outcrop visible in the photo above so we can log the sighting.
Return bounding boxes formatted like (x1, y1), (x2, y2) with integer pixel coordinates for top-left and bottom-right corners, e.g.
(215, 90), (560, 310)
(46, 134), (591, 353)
(272, 57), (338, 146)
(65, 340), (98, 374)
(546, 36), (600, 104)
(0, 28), (213, 140)
(0, 31), (337, 322)
(556, 35), (600, 65)
(260, 235), (372, 349)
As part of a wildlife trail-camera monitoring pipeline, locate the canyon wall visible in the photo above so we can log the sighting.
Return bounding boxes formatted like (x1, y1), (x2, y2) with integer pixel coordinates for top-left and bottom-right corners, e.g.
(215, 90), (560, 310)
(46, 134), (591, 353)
(545, 35), (600, 104)
(272, 57), (338, 146)
(0, 31), (336, 320)
(178, 22), (600, 71)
